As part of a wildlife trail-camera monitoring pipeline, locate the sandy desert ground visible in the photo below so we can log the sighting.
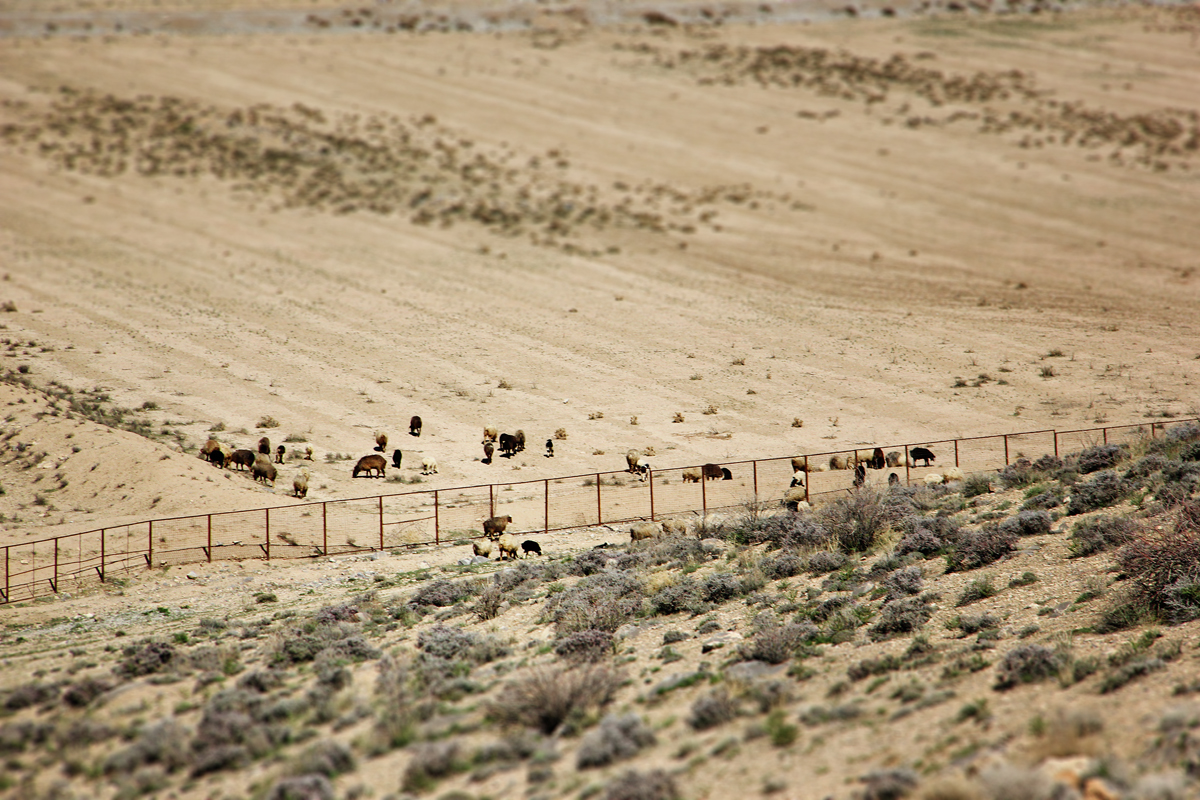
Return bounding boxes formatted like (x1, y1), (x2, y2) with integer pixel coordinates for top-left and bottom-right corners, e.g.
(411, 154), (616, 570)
(0, 1), (1199, 798)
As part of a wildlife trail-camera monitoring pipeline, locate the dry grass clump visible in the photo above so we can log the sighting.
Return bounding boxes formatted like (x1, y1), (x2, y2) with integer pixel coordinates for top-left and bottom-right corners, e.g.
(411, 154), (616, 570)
(945, 526), (1017, 573)
(547, 571), (644, 634)
(256, 415), (280, 429)
(489, 664), (624, 735)
(1110, 500), (1200, 625)
(554, 428), (568, 440)
(688, 688), (740, 730)
(1067, 470), (1129, 515)
(602, 769), (680, 800)
(821, 486), (890, 552)
(994, 644), (1067, 690)
(402, 741), (468, 793)
(1068, 515), (1137, 557)
(576, 713), (656, 768)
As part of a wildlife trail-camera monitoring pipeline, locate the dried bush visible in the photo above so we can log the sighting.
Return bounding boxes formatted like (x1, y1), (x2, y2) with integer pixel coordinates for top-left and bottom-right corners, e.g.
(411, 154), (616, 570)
(547, 571), (644, 634)
(945, 526), (1017, 573)
(711, 512), (832, 550)
(700, 572), (743, 603)
(475, 584), (503, 620)
(994, 644), (1066, 690)
(265, 774), (334, 800)
(62, 676), (112, 708)
(569, 549), (615, 576)
(417, 625), (478, 661)
(490, 664), (623, 735)
(1021, 491), (1061, 511)
(956, 613), (1000, 635)
(688, 688), (739, 730)
(293, 740), (354, 778)
(807, 550), (849, 574)
(3, 681), (60, 711)
(371, 655), (431, 752)
(822, 485), (890, 552)
(1069, 515), (1137, 558)
(0, 720), (53, 754)
(847, 655), (902, 682)
(576, 713), (656, 768)
(102, 719), (191, 775)
(1067, 470), (1128, 515)
(1125, 454), (1169, 483)
(410, 579), (473, 608)
(1116, 502), (1200, 621)
(881, 565), (924, 601)
(762, 550), (804, 579)
(554, 629), (615, 662)
(649, 578), (702, 616)
(402, 741), (466, 793)
(603, 769), (680, 800)
(1076, 443), (1127, 474)
(117, 640), (175, 677)
(739, 622), (814, 664)
(190, 688), (291, 776)
(858, 768), (919, 800)
(962, 473), (992, 498)
(978, 763), (1055, 800)
(998, 458), (1038, 489)
(869, 595), (935, 641)
(998, 510), (1052, 538)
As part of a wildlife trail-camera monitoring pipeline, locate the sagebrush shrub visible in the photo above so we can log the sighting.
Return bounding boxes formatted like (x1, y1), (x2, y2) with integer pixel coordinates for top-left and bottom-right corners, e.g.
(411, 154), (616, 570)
(102, 719), (190, 775)
(956, 575), (999, 607)
(822, 486), (890, 552)
(265, 775), (334, 800)
(739, 622), (814, 664)
(762, 550), (804, 579)
(649, 578), (702, 616)
(1067, 470), (1128, 515)
(490, 664), (623, 734)
(807, 550), (849, 574)
(603, 769), (680, 800)
(700, 572), (742, 603)
(548, 571), (644, 634)
(418, 625), (477, 661)
(946, 526), (1017, 572)
(998, 509), (1052, 538)
(859, 768), (919, 800)
(1076, 444), (1127, 474)
(688, 689), (739, 730)
(118, 640), (175, 677)
(3, 682), (59, 711)
(554, 629), (615, 662)
(881, 565), (924, 601)
(1116, 501), (1200, 619)
(869, 595), (935, 641)
(1021, 491), (1061, 511)
(962, 473), (992, 498)
(576, 713), (656, 768)
(402, 741), (464, 793)
(410, 579), (473, 608)
(1068, 515), (1137, 558)
(568, 549), (613, 576)
(994, 644), (1065, 690)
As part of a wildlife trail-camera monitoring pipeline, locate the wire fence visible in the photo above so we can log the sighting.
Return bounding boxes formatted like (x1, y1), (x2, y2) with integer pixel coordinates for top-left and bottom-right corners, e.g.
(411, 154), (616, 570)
(2, 418), (1193, 605)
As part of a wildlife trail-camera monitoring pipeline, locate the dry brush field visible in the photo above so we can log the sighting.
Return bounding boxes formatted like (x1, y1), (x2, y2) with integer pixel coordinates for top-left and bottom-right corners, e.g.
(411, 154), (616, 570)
(1, 1), (1200, 798)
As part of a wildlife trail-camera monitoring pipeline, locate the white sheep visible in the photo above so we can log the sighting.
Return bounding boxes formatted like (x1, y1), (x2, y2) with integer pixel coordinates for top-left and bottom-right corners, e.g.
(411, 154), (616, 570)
(924, 474), (944, 487)
(292, 469), (309, 498)
(942, 467), (964, 483)
(497, 533), (519, 560)
(421, 456), (438, 475)
(629, 521), (662, 542)
(472, 540), (493, 559)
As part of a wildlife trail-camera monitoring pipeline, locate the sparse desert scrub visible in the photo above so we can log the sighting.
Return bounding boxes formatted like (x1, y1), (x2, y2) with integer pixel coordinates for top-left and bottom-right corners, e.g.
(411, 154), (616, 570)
(1069, 514), (1137, 557)
(994, 644), (1068, 690)
(489, 664), (623, 735)
(1067, 470), (1129, 515)
(821, 485), (891, 552)
(576, 713), (656, 768)
(688, 688), (740, 730)
(945, 525), (1017, 573)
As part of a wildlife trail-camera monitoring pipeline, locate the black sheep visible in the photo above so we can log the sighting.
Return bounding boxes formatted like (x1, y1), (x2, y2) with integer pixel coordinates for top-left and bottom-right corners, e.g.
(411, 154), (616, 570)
(521, 540), (542, 558)
(545, 439), (554, 458)
(392, 449), (403, 469)
(409, 415), (422, 437)
(910, 447), (936, 467)
(871, 448), (885, 470)
(499, 433), (517, 457)
(275, 445), (285, 465)
(853, 464), (867, 487)
(888, 472), (900, 486)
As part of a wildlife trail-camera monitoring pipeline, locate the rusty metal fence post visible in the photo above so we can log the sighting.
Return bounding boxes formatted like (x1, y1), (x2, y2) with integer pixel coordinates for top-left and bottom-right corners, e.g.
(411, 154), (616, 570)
(752, 460), (759, 502)
(207, 516), (212, 563)
(954, 440), (960, 467)
(99, 530), (106, 582)
(595, 475), (602, 525)
(147, 520), (153, 568)
(1003, 435), (1009, 465)
(904, 446), (911, 484)
(544, 480), (549, 533)
(649, 470), (655, 521)
(378, 496), (384, 551)
(265, 508), (270, 561)
(701, 472), (707, 516)
(804, 456), (810, 504)
(322, 503), (328, 555)
(434, 490), (440, 546)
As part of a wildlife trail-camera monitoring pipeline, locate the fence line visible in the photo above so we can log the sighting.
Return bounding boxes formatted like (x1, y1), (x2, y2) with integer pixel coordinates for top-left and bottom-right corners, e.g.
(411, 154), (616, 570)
(1, 418), (1193, 605)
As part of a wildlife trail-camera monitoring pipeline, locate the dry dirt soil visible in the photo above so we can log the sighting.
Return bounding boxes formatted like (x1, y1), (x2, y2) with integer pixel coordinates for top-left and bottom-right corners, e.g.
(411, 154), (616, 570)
(0, 0), (1199, 798)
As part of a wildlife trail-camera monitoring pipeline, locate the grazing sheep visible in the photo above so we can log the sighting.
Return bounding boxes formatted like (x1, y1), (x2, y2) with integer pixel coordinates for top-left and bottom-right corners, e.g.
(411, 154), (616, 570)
(514, 430), (526, 452)
(662, 518), (689, 536)
(207, 448), (226, 469)
(545, 439), (554, 458)
(499, 433), (517, 457)
(275, 445), (285, 464)
(252, 454), (277, 485)
(375, 432), (388, 452)
(789, 471), (805, 488)
(304, 446), (314, 460)
(521, 540), (542, 557)
(888, 472), (901, 486)
(483, 441), (495, 463)
(855, 449), (875, 465)
(886, 451), (903, 468)
(392, 449), (403, 469)
(497, 533), (519, 561)
(421, 456), (438, 475)
(353, 454), (387, 478)
(943, 466), (964, 483)
(626, 450), (642, 473)
(871, 448), (886, 470)
(682, 468), (702, 483)
(784, 486), (807, 512)
(483, 514), (513, 538)
(409, 415), (422, 437)
(293, 469), (309, 498)
(483, 426), (498, 443)
(633, 457), (651, 480)
(201, 438), (221, 459)
(911, 447), (936, 467)
(722, 468), (732, 481)
(853, 463), (867, 488)
(472, 540), (493, 559)
(924, 474), (944, 487)
(790, 457), (809, 473)
(230, 449), (256, 471)
(630, 521), (662, 542)
(701, 463), (724, 481)
(258, 436), (271, 456)
(830, 455), (849, 471)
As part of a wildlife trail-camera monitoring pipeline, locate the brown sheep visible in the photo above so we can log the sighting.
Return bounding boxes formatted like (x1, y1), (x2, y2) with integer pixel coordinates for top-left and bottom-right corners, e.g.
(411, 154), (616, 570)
(829, 455), (849, 471)
(483, 514), (513, 538)
(514, 429), (526, 452)
(871, 448), (886, 470)
(275, 445), (285, 464)
(483, 441), (495, 463)
(304, 446), (314, 460)
(353, 454), (387, 478)
(886, 451), (903, 468)
(472, 540), (493, 559)
(410, 415), (422, 437)
(497, 533), (519, 561)
(701, 463), (727, 481)
(258, 436), (271, 456)
(682, 468), (702, 483)
(662, 518), (689, 536)
(630, 521), (662, 542)
(375, 432), (388, 452)
(790, 457), (810, 473)
(230, 449), (256, 471)
(252, 454), (277, 485)
(293, 469), (309, 498)
(201, 438), (220, 458)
